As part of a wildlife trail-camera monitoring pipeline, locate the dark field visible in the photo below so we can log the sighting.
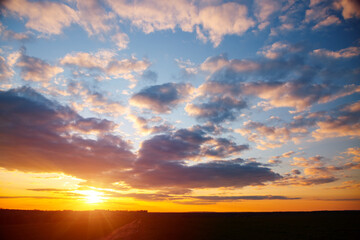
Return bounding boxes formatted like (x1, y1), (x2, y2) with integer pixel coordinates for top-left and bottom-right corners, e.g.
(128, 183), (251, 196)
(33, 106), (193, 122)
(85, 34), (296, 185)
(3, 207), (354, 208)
(0, 209), (358, 240)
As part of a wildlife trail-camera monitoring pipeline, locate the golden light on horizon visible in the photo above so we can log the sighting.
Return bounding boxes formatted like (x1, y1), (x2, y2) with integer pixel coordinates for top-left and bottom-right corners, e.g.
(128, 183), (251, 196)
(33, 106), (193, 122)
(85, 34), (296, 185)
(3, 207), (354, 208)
(79, 190), (106, 204)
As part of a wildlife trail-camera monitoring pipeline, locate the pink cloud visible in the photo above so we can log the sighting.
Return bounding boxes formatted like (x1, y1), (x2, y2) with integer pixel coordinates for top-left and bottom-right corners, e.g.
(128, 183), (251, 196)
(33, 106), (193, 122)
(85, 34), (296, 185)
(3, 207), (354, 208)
(3, 0), (78, 35)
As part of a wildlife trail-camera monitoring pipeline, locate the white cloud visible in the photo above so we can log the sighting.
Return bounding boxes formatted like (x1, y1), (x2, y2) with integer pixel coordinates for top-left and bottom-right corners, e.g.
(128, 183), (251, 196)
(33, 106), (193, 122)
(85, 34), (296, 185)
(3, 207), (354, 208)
(112, 32), (130, 50)
(107, 0), (254, 47)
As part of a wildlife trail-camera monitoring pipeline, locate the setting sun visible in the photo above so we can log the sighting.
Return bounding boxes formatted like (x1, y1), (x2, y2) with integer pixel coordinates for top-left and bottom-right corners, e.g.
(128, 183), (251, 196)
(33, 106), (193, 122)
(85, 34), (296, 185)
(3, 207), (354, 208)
(80, 190), (105, 204)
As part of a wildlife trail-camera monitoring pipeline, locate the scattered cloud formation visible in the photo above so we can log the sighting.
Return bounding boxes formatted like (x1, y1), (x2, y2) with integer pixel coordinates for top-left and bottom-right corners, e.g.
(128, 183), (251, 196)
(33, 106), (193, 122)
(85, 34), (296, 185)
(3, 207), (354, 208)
(17, 53), (63, 82)
(60, 50), (150, 80)
(312, 101), (360, 140)
(68, 81), (126, 116)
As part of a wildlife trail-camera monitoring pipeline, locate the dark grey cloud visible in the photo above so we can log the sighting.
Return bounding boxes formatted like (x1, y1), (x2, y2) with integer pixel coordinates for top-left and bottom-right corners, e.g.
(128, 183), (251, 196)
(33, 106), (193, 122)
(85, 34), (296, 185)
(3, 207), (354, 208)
(141, 69), (158, 82)
(130, 82), (193, 113)
(126, 158), (281, 189)
(192, 195), (300, 201)
(136, 128), (248, 166)
(136, 128), (211, 165)
(0, 87), (135, 179)
(110, 192), (299, 203)
(27, 188), (69, 192)
(0, 196), (69, 199)
(203, 138), (249, 158)
(186, 96), (247, 123)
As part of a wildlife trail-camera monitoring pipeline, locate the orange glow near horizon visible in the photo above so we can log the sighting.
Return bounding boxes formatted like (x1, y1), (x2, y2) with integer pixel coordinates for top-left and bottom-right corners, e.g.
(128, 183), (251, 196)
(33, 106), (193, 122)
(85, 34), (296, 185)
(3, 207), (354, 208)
(0, 168), (359, 212)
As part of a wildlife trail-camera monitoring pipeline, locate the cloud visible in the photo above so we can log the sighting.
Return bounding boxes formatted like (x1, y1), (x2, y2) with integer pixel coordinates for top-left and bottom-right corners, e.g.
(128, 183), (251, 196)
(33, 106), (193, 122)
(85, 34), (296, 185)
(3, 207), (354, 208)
(241, 82), (356, 112)
(202, 138), (249, 158)
(254, 0), (281, 30)
(343, 147), (360, 162)
(199, 80), (360, 112)
(60, 50), (150, 80)
(268, 151), (295, 164)
(126, 114), (173, 135)
(106, 0), (197, 33)
(0, 196), (69, 199)
(313, 15), (341, 29)
(3, 0), (78, 35)
(17, 53), (63, 82)
(60, 50), (114, 69)
(258, 41), (301, 59)
(127, 158), (281, 189)
(135, 127), (248, 165)
(27, 188), (69, 192)
(106, 0), (254, 47)
(192, 195), (300, 201)
(200, 54), (259, 74)
(175, 58), (198, 78)
(106, 57), (150, 77)
(0, 22), (31, 41)
(111, 32), (130, 50)
(119, 193), (299, 202)
(197, 2), (255, 47)
(236, 120), (309, 150)
(136, 128), (211, 165)
(141, 70), (158, 82)
(0, 87), (135, 179)
(67, 81), (125, 116)
(130, 82), (193, 113)
(275, 153), (360, 186)
(76, 0), (114, 36)
(312, 103), (360, 140)
(186, 96), (247, 123)
(0, 56), (14, 82)
(330, 180), (360, 189)
(312, 46), (360, 58)
(334, 0), (360, 19)
(275, 175), (338, 186)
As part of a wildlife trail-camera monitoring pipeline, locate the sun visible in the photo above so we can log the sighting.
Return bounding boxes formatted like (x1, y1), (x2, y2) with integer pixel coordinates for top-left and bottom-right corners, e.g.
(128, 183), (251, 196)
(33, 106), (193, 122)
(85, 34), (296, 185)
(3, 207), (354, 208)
(81, 190), (105, 204)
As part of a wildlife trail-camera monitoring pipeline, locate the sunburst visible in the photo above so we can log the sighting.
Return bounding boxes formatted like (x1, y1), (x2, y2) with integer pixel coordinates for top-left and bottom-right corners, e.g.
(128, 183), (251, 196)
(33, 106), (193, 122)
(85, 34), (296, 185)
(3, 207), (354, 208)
(81, 190), (105, 204)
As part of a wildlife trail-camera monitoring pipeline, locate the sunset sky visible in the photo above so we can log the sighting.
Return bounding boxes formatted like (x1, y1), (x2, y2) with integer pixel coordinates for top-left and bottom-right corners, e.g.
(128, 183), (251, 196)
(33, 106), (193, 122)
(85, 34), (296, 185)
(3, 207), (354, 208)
(0, 0), (359, 212)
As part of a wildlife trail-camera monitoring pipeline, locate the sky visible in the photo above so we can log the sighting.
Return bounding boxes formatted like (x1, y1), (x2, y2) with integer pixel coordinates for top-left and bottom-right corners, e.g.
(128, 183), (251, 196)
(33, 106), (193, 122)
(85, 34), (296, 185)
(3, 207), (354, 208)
(0, 0), (359, 212)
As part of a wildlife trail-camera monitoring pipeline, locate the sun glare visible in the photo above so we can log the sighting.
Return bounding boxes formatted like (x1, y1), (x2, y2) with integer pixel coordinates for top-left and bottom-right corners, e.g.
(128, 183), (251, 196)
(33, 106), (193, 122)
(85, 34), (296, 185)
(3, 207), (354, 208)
(81, 190), (105, 204)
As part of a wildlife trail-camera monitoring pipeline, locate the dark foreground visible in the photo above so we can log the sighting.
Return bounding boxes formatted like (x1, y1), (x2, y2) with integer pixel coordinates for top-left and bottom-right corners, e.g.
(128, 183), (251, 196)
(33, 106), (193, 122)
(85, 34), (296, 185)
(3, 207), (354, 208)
(0, 209), (358, 240)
